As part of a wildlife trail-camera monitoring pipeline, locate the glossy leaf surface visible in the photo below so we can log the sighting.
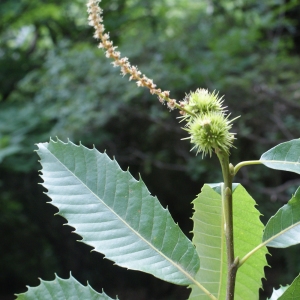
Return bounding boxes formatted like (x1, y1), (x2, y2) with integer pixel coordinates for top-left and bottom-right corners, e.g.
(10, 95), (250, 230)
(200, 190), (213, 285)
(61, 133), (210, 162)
(36, 139), (200, 285)
(260, 139), (300, 174)
(189, 184), (267, 300)
(16, 274), (115, 300)
(263, 187), (300, 248)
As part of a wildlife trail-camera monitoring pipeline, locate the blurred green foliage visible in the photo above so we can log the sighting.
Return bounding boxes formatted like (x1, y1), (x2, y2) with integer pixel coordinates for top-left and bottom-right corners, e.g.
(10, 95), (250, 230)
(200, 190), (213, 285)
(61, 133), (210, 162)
(1, 0), (300, 299)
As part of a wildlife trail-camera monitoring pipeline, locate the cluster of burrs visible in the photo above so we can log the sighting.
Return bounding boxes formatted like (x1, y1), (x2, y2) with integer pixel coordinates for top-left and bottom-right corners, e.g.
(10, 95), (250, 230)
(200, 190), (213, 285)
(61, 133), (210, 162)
(180, 89), (238, 157)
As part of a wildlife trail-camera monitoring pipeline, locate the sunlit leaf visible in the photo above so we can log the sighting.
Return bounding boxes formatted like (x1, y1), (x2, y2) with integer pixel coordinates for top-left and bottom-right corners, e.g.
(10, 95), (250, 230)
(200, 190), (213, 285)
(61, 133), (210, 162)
(189, 184), (267, 300)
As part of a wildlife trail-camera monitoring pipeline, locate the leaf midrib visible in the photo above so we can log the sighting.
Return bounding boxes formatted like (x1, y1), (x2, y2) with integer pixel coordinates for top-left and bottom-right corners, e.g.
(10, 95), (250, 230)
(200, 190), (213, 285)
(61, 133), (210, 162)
(260, 159), (300, 165)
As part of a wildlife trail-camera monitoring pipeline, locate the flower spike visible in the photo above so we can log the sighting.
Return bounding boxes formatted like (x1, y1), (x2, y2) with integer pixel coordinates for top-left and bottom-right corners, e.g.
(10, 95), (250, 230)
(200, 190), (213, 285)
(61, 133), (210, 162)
(86, 0), (191, 113)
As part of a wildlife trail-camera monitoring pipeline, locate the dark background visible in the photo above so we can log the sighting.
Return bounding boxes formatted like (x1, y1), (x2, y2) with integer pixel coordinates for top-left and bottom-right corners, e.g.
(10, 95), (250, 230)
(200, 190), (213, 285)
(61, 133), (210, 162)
(1, 0), (300, 299)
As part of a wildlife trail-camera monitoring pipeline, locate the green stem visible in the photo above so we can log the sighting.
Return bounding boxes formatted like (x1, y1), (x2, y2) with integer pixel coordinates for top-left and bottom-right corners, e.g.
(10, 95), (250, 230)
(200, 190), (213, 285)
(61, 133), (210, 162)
(234, 160), (262, 175)
(216, 148), (238, 300)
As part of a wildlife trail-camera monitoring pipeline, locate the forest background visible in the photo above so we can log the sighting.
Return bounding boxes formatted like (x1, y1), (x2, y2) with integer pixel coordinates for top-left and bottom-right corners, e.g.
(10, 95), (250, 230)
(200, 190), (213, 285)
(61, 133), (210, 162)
(1, 0), (300, 299)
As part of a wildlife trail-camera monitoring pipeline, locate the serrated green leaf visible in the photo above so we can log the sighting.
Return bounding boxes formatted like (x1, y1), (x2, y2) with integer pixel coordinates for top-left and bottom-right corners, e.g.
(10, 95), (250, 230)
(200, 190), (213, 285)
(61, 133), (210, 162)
(15, 273), (116, 300)
(263, 187), (300, 248)
(277, 274), (300, 300)
(36, 139), (200, 286)
(189, 185), (225, 299)
(260, 139), (300, 174)
(189, 184), (267, 300)
(268, 285), (289, 300)
(230, 185), (268, 300)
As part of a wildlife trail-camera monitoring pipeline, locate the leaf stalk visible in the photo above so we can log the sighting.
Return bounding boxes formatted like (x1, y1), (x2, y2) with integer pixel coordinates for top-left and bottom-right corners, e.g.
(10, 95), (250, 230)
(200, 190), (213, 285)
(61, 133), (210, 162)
(234, 160), (262, 175)
(238, 241), (267, 268)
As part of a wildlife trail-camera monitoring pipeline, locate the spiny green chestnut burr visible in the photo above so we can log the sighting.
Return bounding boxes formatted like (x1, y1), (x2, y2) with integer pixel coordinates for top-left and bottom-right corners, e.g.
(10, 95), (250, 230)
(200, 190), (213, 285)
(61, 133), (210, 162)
(185, 111), (236, 157)
(182, 88), (225, 120)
